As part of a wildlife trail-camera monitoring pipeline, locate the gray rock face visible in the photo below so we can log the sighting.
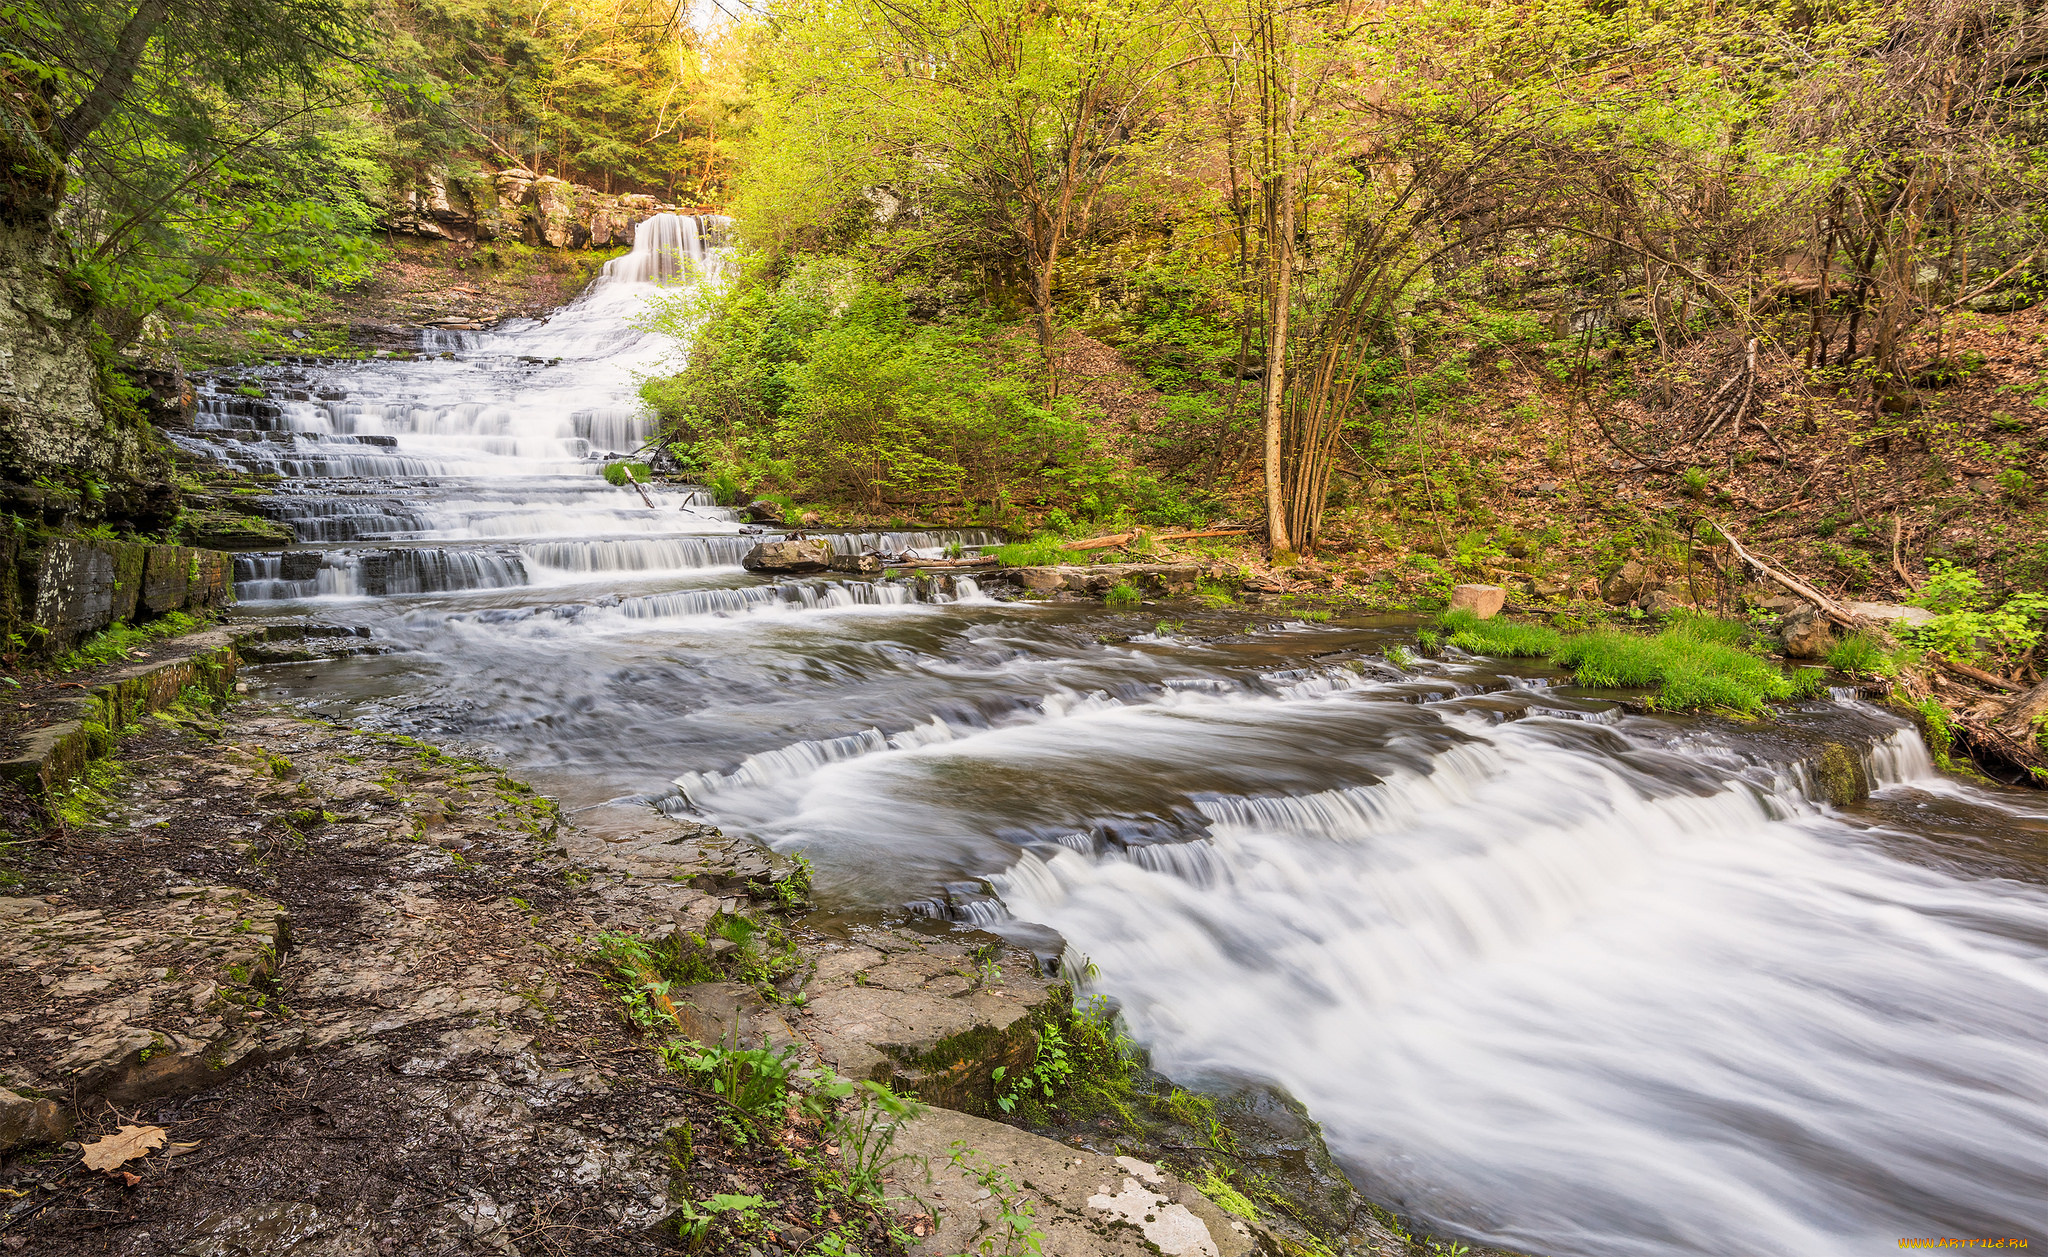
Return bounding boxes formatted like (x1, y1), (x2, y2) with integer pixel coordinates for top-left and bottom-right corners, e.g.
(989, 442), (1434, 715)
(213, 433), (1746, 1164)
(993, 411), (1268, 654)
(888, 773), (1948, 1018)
(0, 218), (177, 530)
(1847, 601), (1936, 628)
(383, 167), (682, 249)
(742, 537), (834, 573)
(29, 539), (115, 647)
(1449, 583), (1506, 619)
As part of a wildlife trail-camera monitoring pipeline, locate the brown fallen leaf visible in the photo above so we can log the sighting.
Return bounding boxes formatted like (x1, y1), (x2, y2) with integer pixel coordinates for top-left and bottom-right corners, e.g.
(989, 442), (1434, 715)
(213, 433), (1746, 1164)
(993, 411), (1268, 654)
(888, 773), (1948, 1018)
(80, 1125), (167, 1172)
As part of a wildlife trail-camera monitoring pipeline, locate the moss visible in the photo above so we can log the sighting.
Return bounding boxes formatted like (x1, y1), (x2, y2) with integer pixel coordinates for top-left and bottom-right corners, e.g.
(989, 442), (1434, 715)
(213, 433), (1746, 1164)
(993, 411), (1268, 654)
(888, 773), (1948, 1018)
(1815, 742), (1867, 806)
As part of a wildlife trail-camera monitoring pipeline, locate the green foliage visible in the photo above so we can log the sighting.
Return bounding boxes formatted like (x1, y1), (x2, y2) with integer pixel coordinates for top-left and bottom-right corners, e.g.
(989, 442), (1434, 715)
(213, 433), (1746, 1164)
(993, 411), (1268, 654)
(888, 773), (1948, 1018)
(676, 1041), (802, 1136)
(673, 1193), (765, 1245)
(991, 536), (1080, 567)
(1443, 609), (1805, 713)
(1916, 697), (1959, 772)
(639, 255), (1209, 522)
(1908, 561), (2048, 667)
(47, 611), (206, 675)
(602, 461), (651, 486)
(1103, 581), (1142, 609)
(1826, 631), (1898, 677)
(1439, 609), (1561, 657)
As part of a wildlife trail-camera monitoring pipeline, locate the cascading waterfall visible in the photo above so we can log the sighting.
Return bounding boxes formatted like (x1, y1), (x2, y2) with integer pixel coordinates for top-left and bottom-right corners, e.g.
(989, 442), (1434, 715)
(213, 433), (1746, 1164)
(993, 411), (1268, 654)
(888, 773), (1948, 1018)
(224, 202), (2048, 1257)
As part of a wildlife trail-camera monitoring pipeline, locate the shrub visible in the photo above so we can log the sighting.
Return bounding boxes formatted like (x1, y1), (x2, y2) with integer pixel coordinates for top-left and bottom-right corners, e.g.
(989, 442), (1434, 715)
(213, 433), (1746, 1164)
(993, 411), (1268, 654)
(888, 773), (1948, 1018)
(1907, 560), (2048, 666)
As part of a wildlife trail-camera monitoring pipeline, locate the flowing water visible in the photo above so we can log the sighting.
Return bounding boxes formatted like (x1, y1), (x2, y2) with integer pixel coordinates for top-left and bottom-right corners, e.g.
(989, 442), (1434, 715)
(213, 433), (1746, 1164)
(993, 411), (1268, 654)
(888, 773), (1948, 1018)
(190, 215), (2048, 1257)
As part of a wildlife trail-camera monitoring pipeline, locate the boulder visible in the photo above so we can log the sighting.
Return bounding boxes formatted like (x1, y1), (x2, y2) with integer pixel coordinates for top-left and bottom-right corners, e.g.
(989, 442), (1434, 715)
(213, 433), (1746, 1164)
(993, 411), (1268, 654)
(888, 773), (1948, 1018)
(1600, 560), (1649, 605)
(741, 499), (783, 524)
(1847, 601), (1936, 629)
(1448, 583), (1506, 619)
(1640, 585), (1698, 617)
(741, 538), (833, 573)
(0, 1085), (67, 1151)
(1779, 605), (1835, 659)
(828, 552), (884, 575)
(530, 176), (582, 248)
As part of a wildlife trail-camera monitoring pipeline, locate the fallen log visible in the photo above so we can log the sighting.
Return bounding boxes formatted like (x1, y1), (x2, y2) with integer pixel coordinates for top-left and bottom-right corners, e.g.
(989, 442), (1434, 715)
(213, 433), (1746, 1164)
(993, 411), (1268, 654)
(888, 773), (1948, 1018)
(1711, 520), (1859, 629)
(1939, 657), (2020, 693)
(888, 555), (998, 569)
(1064, 527), (1250, 552)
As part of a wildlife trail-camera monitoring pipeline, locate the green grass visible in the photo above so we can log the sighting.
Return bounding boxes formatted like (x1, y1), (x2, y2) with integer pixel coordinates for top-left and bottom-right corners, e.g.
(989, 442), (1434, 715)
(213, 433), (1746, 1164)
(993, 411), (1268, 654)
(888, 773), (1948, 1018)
(1825, 630), (1899, 677)
(51, 612), (208, 674)
(602, 461), (651, 486)
(1440, 608), (1562, 656)
(1439, 608), (1817, 714)
(1103, 581), (1142, 609)
(991, 535), (1081, 566)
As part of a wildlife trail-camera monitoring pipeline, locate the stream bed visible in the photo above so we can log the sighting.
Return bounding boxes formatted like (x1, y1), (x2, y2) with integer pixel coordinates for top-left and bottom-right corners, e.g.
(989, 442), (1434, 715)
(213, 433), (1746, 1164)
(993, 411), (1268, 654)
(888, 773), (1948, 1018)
(186, 216), (2048, 1257)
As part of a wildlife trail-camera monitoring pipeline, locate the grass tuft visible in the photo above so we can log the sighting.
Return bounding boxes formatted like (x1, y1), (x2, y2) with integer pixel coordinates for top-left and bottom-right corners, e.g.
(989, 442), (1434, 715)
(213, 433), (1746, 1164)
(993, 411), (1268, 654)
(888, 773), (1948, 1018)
(1442, 608), (1804, 714)
(991, 535), (1080, 566)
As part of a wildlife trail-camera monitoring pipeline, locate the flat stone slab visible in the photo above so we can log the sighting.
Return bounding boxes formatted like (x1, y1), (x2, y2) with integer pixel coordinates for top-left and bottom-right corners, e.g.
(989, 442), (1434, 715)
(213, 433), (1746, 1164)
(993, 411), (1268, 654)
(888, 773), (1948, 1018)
(886, 1106), (1257, 1257)
(796, 930), (1061, 1114)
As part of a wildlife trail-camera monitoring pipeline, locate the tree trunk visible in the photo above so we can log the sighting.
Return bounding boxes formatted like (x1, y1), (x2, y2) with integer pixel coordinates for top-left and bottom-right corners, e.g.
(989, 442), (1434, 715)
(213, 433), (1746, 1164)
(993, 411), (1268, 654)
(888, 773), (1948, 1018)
(1259, 5), (1297, 559)
(56, 0), (172, 157)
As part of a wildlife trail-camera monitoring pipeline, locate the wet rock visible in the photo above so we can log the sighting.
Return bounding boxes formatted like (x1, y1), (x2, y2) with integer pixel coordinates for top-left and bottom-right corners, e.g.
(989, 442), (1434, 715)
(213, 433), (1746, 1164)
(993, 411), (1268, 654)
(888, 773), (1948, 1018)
(799, 933), (1059, 1115)
(742, 538), (833, 573)
(29, 538), (115, 648)
(1815, 741), (1869, 806)
(1779, 606), (1835, 659)
(1448, 583), (1506, 619)
(828, 552), (884, 575)
(884, 1107), (1256, 1257)
(995, 564), (1201, 598)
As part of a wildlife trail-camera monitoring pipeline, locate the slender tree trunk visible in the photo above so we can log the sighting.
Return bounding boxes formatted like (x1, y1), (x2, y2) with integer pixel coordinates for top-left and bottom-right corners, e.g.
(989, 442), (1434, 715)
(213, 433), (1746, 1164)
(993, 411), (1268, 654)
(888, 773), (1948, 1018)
(56, 0), (171, 156)
(1259, 6), (1297, 559)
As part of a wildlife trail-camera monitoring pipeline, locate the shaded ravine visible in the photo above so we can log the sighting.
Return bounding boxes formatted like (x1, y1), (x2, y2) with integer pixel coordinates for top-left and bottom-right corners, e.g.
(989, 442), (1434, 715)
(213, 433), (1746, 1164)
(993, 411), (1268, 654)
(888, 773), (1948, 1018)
(202, 217), (2048, 1257)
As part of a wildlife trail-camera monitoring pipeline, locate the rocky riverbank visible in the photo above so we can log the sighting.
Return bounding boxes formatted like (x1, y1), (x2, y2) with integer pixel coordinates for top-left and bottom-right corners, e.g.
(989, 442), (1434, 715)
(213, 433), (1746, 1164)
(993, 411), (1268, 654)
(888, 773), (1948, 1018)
(0, 629), (1509, 1257)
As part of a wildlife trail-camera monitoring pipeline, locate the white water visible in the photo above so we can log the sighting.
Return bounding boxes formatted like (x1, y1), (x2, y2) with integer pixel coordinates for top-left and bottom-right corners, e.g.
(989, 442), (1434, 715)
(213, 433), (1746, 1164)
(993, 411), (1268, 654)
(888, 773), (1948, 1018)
(216, 213), (2048, 1257)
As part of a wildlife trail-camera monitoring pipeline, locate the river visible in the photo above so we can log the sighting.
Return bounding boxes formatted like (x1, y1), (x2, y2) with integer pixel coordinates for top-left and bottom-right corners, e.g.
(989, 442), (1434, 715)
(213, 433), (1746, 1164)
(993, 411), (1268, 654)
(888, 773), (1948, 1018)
(178, 215), (2048, 1257)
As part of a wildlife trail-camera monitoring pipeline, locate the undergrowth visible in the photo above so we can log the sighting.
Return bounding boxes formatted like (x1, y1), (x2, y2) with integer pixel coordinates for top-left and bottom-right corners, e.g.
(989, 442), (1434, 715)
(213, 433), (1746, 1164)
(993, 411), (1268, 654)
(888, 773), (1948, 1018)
(49, 612), (210, 674)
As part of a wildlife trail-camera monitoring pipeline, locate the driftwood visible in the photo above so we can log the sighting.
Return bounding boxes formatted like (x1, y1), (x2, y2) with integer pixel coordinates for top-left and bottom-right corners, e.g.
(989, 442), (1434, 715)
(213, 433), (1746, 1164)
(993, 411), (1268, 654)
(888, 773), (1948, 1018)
(1712, 521), (1861, 629)
(1064, 528), (1249, 552)
(888, 555), (997, 570)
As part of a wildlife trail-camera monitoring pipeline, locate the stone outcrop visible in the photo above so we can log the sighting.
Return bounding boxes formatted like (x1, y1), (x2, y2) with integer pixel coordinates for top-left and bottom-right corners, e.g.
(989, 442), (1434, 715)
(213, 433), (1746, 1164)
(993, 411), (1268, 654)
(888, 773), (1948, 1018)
(0, 124), (179, 533)
(742, 537), (835, 573)
(0, 535), (233, 655)
(383, 168), (686, 249)
(994, 563), (1203, 598)
(886, 1109), (1256, 1257)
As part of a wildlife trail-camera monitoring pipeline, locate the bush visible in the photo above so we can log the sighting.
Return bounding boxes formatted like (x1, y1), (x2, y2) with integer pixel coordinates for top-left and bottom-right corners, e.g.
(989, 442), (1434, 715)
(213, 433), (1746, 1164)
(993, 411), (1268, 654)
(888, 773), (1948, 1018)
(638, 254), (1213, 522)
(1907, 560), (2048, 666)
